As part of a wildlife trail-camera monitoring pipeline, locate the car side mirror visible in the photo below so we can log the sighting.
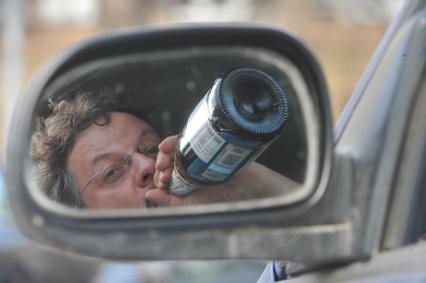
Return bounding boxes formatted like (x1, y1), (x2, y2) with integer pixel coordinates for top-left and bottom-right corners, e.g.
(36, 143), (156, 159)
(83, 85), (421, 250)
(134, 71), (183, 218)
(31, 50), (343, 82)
(5, 24), (334, 262)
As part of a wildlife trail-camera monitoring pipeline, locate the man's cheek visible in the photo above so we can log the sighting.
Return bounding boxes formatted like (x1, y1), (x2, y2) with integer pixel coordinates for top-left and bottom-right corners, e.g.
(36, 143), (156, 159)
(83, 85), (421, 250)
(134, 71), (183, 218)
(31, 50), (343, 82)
(114, 189), (145, 203)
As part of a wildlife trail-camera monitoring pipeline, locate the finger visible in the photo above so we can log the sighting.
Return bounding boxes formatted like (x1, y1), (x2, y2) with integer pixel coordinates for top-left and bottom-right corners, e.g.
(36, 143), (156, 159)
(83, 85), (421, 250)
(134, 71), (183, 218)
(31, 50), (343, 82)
(158, 166), (173, 187)
(155, 150), (172, 171)
(158, 135), (178, 153)
(153, 167), (171, 189)
(153, 170), (162, 188)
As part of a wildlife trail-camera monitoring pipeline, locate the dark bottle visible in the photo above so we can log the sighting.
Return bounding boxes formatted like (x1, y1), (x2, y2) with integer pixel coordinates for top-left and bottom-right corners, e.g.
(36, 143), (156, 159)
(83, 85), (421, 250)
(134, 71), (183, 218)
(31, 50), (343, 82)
(168, 68), (289, 196)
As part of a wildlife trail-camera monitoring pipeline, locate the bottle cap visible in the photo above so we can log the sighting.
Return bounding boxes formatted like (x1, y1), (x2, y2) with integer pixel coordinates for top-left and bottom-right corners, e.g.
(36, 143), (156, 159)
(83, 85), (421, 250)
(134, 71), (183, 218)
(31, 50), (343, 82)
(218, 68), (289, 137)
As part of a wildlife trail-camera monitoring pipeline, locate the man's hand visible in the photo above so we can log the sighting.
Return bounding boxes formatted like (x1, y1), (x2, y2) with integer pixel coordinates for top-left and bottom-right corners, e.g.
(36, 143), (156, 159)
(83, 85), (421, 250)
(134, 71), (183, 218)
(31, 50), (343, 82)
(147, 135), (240, 207)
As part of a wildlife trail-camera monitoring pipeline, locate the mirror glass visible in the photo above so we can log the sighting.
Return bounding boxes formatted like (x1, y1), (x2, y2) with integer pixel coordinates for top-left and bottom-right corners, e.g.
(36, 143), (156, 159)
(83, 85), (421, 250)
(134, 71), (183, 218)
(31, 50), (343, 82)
(28, 46), (316, 210)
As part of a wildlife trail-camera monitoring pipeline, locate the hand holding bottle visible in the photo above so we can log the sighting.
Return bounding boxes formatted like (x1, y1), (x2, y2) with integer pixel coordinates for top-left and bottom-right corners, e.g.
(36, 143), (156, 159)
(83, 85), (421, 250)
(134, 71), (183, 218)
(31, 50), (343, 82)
(148, 135), (243, 206)
(146, 134), (300, 207)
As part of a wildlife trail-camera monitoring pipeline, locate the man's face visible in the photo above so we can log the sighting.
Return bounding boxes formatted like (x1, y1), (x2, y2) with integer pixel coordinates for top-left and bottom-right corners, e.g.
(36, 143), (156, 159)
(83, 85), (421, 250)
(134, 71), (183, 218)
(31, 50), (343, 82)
(66, 112), (161, 209)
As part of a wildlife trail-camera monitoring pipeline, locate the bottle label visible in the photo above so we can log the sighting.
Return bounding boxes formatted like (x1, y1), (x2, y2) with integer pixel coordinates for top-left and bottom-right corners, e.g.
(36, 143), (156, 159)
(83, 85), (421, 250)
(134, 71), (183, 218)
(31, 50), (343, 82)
(201, 143), (252, 181)
(187, 130), (264, 183)
(189, 122), (225, 163)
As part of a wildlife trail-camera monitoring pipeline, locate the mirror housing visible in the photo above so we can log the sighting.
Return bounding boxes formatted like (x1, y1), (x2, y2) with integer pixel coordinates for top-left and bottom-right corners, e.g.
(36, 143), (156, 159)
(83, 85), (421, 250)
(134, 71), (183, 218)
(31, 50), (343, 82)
(6, 24), (335, 263)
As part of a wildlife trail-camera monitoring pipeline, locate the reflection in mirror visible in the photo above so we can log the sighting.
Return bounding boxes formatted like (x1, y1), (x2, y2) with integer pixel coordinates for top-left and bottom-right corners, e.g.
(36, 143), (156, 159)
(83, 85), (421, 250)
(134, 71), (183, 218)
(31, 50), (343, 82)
(29, 47), (311, 210)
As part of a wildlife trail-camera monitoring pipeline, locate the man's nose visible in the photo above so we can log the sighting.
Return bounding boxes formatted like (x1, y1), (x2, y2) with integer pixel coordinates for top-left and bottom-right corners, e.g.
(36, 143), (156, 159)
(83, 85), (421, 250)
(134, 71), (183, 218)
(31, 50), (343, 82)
(130, 153), (156, 188)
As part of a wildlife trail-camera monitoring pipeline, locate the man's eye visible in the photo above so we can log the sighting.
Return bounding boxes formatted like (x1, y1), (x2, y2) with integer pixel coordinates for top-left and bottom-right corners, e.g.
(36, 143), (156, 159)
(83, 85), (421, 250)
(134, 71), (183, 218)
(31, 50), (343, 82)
(146, 144), (159, 156)
(106, 168), (116, 177)
(102, 166), (124, 184)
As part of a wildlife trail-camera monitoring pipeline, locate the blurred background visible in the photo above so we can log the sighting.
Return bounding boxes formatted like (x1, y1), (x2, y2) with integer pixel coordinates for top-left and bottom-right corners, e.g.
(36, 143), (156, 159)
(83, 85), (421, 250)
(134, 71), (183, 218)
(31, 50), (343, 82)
(0, 0), (404, 282)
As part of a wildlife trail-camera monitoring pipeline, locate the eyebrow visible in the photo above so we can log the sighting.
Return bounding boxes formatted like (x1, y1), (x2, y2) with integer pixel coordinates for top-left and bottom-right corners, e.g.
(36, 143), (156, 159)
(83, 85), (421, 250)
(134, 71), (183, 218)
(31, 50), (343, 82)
(91, 128), (160, 166)
(139, 128), (159, 140)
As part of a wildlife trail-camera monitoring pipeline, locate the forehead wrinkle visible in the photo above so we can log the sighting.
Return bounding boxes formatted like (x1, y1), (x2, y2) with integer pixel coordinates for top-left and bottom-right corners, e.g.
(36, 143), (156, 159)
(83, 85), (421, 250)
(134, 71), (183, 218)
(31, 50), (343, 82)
(140, 126), (159, 137)
(91, 127), (159, 167)
(91, 152), (120, 168)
